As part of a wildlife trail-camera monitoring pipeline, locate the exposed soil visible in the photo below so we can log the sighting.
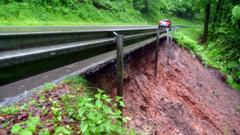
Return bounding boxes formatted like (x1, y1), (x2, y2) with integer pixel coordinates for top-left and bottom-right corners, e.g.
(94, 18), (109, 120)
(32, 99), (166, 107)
(87, 40), (240, 135)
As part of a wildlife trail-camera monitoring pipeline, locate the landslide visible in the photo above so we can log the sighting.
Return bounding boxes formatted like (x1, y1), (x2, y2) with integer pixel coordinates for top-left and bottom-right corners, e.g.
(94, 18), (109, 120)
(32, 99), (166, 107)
(87, 40), (240, 135)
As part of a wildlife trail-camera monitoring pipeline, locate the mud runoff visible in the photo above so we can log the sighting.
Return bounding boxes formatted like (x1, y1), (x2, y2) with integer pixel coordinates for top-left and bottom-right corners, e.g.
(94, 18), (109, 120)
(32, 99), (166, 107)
(87, 40), (240, 135)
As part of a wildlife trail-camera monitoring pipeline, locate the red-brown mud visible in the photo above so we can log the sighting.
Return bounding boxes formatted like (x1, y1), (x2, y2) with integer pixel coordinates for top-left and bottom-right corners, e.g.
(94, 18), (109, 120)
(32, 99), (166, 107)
(87, 40), (240, 135)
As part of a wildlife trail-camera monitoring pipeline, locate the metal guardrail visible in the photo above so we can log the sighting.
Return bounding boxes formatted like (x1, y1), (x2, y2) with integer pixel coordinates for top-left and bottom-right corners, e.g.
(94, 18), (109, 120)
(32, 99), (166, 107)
(0, 26), (173, 104)
(0, 26), (158, 36)
(0, 26), (167, 68)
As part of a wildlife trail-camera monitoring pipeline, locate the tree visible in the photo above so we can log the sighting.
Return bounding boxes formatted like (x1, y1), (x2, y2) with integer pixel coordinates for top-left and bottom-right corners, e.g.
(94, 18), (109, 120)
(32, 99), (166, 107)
(202, 0), (211, 43)
(212, 0), (223, 31)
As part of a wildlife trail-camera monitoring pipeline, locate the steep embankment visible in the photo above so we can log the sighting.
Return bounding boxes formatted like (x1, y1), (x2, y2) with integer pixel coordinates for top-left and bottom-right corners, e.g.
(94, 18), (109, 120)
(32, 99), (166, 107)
(88, 40), (240, 134)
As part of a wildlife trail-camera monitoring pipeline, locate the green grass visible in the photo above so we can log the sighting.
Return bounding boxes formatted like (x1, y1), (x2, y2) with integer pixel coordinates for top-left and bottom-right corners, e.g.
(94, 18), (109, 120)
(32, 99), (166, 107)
(0, 1), (200, 26)
(0, 2), (150, 26)
(173, 26), (240, 90)
(0, 2), (201, 26)
(0, 105), (20, 115)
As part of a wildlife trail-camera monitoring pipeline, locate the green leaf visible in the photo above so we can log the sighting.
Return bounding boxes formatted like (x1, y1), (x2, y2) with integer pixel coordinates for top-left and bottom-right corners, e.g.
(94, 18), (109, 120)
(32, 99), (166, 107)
(78, 108), (86, 118)
(95, 93), (102, 99)
(115, 110), (122, 116)
(95, 100), (102, 108)
(123, 116), (131, 123)
(97, 89), (104, 94)
(119, 101), (125, 107)
(102, 105), (113, 114)
(11, 124), (21, 134)
(103, 121), (112, 131)
(95, 113), (104, 124)
(39, 129), (50, 135)
(19, 129), (32, 135)
(54, 126), (71, 135)
(115, 96), (122, 102)
(29, 117), (40, 125)
(86, 112), (95, 120)
(26, 117), (40, 132)
(80, 121), (89, 133)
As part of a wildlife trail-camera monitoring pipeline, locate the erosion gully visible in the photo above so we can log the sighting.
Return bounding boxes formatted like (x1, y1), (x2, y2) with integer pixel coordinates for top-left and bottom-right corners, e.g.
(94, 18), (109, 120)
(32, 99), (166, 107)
(86, 39), (240, 135)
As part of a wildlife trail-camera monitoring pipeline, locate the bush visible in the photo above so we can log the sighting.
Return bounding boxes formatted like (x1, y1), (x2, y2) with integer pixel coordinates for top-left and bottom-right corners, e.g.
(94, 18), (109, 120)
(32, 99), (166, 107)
(232, 5), (240, 27)
(3, 76), (134, 134)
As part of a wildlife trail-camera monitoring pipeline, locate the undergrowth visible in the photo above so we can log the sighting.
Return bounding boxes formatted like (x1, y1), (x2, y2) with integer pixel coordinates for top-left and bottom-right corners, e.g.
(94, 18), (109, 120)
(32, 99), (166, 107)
(173, 28), (240, 90)
(0, 0), (199, 26)
(0, 76), (135, 135)
(0, 1), (148, 26)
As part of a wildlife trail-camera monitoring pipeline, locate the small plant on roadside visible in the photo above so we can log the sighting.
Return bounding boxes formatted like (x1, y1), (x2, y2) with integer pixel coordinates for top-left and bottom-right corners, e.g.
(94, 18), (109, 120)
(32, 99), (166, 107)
(64, 89), (131, 135)
(11, 116), (40, 135)
(39, 94), (46, 103)
(42, 83), (56, 91)
(0, 105), (20, 115)
(1, 76), (135, 134)
(54, 126), (72, 135)
(39, 128), (50, 135)
(63, 76), (88, 91)
(50, 100), (62, 123)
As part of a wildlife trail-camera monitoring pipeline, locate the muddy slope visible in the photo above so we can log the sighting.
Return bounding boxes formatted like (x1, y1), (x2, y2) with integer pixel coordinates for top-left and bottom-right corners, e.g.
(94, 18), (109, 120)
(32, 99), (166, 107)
(87, 40), (240, 135)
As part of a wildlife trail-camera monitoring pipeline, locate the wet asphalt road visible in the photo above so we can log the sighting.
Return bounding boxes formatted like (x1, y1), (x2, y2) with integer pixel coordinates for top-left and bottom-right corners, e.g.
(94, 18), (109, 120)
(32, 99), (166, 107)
(0, 26), (157, 36)
(0, 29), (163, 105)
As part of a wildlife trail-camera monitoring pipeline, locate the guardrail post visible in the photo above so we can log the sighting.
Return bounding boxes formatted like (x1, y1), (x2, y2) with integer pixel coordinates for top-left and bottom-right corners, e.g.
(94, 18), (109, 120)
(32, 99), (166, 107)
(167, 28), (170, 45)
(155, 28), (160, 77)
(115, 34), (124, 111)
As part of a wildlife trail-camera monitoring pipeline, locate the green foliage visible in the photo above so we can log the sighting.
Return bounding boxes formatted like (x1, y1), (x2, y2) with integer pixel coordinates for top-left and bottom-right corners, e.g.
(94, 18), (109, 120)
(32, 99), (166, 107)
(54, 126), (72, 135)
(51, 100), (63, 123)
(173, 30), (204, 56)
(168, 0), (195, 18)
(0, 0), (146, 25)
(0, 0), (195, 25)
(63, 76), (88, 88)
(171, 0), (240, 90)
(1, 76), (134, 134)
(92, 0), (114, 10)
(64, 89), (130, 135)
(232, 5), (240, 26)
(227, 76), (240, 90)
(11, 116), (40, 135)
(132, 0), (149, 13)
(42, 83), (56, 91)
(39, 129), (50, 135)
(0, 105), (20, 115)
(63, 76), (88, 92)
(173, 26), (240, 90)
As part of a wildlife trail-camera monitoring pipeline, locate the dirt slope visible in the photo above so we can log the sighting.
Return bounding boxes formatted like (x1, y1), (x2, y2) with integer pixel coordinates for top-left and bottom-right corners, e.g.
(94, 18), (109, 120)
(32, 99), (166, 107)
(87, 40), (240, 135)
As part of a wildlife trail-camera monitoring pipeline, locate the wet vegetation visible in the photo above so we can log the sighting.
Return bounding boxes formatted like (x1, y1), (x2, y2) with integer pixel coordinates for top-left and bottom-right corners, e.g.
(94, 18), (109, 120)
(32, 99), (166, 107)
(173, 0), (240, 90)
(0, 76), (134, 135)
(1, 0), (239, 90)
(0, 0), (240, 134)
(0, 0), (197, 25)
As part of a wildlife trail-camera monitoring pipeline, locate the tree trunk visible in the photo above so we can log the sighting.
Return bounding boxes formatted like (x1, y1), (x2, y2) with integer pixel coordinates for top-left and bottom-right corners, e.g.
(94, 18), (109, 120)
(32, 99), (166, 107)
(212, 0), (222, 31)
(202, 1), (211, 43)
